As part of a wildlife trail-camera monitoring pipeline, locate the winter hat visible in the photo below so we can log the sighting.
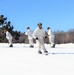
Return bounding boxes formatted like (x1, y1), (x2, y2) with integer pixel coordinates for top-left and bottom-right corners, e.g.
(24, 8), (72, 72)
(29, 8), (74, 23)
(37, 22), (42, 26)
(47, 27), (50, 29)
(27, 27), (30, 29)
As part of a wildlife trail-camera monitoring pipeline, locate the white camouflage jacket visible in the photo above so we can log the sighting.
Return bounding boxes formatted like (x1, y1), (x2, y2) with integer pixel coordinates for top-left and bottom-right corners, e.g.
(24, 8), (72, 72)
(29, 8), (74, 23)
(25, 29), (33, 40)
(6, 31), (12, 40)
(33, 27), (46, 39)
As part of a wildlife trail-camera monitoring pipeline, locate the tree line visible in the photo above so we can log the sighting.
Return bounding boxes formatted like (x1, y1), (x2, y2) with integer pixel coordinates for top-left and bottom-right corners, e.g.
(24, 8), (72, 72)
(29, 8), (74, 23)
(54, 29), (74, 44)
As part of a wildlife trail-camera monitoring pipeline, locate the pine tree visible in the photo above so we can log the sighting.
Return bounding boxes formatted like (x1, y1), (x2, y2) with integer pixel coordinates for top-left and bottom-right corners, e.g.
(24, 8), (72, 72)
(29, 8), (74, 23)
(0, 15), (20, 43)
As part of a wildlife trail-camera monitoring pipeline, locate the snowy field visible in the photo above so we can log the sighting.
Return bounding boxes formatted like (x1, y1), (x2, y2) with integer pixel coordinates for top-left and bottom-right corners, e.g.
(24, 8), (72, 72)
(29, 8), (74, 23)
(0, 43), (74, 75)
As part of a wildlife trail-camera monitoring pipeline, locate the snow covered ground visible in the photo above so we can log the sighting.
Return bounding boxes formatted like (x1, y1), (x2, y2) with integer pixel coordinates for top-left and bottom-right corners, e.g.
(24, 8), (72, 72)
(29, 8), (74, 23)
(0, 43), (74, 75)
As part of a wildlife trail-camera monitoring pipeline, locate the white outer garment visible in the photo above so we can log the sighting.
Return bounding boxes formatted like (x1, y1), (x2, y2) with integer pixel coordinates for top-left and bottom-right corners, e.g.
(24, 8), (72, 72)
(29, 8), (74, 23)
(25, 29), (34, 46)
(25, 29), (33, 40)
(32, 27), (45, 39)
(47, 29), (55, 45)
(6, 31), (13, 45)
(33, 27), (47, 51)
(6, 31), (12, 40)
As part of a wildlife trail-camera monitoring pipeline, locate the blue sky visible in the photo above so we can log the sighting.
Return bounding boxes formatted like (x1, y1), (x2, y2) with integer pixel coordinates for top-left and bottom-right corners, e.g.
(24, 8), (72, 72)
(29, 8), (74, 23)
(0, 0), (74, 32)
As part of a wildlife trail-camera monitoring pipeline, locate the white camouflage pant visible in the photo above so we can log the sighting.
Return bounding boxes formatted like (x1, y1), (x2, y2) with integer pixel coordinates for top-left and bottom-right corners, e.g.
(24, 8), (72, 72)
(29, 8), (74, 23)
(48, 35), (55, 46)
(8, 39), (12, 45)
(36, 38), (47, 51)
(29, 39), (34, 46)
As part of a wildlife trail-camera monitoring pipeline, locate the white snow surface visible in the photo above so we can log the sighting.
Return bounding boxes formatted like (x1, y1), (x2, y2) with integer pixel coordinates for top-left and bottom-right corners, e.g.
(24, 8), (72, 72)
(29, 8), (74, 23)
(0, 43), (74, 75)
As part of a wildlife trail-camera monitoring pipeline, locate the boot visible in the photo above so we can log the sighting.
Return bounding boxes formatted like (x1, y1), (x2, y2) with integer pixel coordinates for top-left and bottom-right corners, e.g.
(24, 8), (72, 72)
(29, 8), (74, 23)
(38, 50), (42, 54)
(30, 45), (34, 48)
(51, 44), (55, 48)
(9, 44), (13, 47)
(44, 50), (48, 53)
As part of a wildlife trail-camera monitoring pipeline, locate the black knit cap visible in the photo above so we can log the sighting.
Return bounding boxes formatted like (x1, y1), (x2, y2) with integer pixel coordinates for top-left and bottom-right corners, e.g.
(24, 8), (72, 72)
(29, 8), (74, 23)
(47, 27), (50, 29)
(37, 22), (42, 26)
(27, 27), (30, 29)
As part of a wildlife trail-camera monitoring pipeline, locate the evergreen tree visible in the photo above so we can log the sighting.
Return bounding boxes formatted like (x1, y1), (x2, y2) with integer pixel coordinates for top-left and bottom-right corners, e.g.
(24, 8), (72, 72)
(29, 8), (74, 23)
(0, 15), (20, 43)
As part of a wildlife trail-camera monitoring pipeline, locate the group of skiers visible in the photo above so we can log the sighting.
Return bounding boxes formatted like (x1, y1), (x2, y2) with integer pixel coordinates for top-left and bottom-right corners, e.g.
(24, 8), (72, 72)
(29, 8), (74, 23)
(3, 22), (55, 54)
(25, 22), (55, 54)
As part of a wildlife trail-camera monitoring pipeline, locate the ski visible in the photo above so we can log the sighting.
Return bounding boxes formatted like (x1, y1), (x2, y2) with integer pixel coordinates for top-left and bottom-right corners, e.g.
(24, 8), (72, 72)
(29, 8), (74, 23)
(48, 52), (74, 54)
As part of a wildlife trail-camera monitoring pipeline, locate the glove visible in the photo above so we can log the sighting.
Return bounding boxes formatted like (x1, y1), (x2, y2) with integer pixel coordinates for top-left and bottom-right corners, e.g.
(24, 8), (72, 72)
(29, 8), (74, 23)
(36, 37), (38, 40)
(45, 36), (47, 38)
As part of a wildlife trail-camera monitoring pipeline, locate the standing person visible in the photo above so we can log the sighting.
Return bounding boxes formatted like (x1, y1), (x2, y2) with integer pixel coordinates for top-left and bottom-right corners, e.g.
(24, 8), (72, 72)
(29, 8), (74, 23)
(25, 27), (34, 48)
(47, 27), (55, 48)
(4, 29), (13, 47)
(33, 23), (48, 54)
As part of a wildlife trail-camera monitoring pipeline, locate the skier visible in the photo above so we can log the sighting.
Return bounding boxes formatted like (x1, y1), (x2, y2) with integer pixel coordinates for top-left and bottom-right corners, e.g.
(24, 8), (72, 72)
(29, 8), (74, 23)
(25, 27), (34, 48)
(4, 29), (13, 47)
(33, 23), (48, 54)
(47, 27), (55, 48)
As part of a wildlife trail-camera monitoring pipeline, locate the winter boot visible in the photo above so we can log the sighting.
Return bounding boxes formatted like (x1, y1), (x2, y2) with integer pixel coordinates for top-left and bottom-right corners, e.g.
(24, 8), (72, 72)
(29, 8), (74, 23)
(9, 44), (13, 47)
(51, 44), (55, 48)
(30, 45), (34, 48)
(38, 50), (42, 54)
(44, 50), (48, 53)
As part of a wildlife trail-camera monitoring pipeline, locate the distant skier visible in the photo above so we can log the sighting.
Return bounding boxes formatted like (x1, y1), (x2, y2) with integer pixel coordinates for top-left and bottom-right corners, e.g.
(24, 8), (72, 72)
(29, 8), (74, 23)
(25, 27), (34, 48)
(33, 23), (48, 54)
(47, 27), (55, 48)
(4, 29), (13, 47)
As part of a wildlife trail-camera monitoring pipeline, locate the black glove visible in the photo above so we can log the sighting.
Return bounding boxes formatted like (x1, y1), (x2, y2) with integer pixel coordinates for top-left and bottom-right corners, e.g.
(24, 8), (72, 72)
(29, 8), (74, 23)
(36, 37), (38, 40)
(45, 36), (47, 38)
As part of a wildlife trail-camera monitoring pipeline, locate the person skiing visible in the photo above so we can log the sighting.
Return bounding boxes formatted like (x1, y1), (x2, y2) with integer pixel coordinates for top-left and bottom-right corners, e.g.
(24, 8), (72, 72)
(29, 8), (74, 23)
(33, 23), (48, 54)
(4, 29), (13, 47)
(47, 27), (55, 48)
(25, 27), (34, 48)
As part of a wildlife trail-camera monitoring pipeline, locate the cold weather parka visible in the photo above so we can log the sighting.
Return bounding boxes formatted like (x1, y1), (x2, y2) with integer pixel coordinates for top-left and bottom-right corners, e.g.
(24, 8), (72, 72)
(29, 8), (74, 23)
(6, 31), (12, 40)
(25, 29), (33, 40)
(48, 29), (55, 39)
(48, 28), (55, 45)
(33, 27), (45, 40)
